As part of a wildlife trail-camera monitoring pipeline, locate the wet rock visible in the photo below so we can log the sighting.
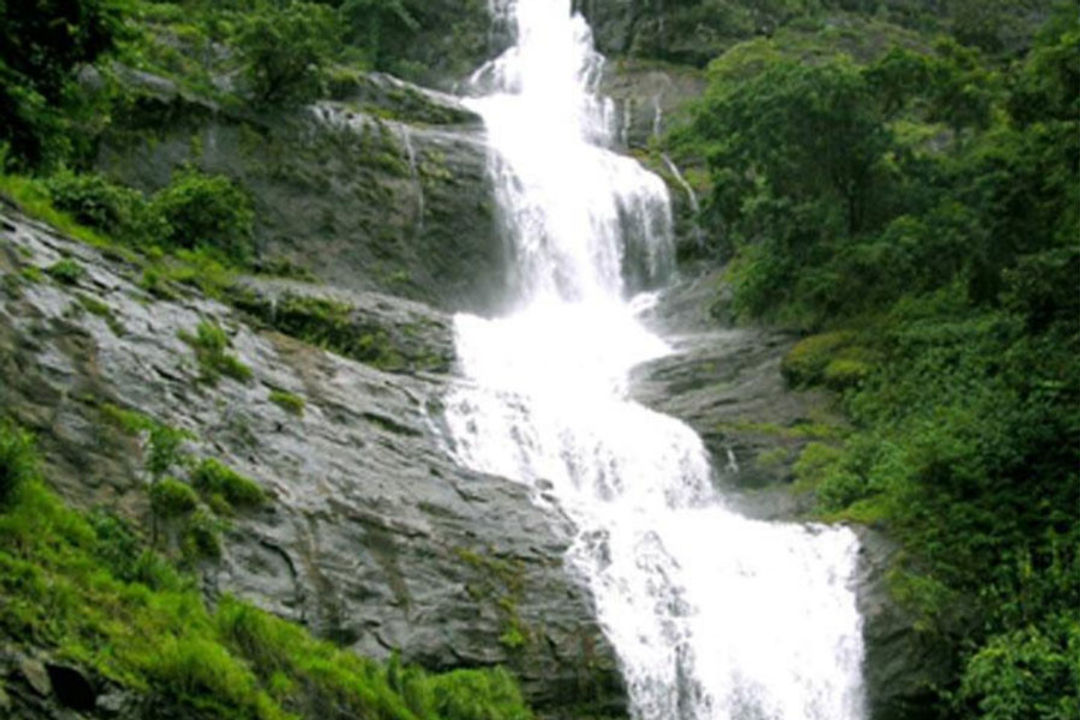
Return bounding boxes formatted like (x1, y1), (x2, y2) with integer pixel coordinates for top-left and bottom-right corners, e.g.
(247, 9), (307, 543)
(17, 659), (50, 697)
(95, 690), (131, 717)
(599, 61), (706, 151)
(0, 207), (622, 717)
(631, 271), (840, 520)
(96, 70), (507, 315)
(634, 269), (953, 719)
(855, 528), (955, 720)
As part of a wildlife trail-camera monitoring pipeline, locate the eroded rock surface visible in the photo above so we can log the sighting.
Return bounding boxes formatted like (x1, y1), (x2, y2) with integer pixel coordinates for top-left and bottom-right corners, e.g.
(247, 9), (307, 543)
(96, 69), (508, 314)
(0, 207), (623, 718)
(631, 269), (948, 720)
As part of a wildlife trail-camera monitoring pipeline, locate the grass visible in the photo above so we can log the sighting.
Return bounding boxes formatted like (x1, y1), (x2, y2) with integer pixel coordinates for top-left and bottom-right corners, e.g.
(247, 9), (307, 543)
(179, 321), (254, 385)
(191, 458), (264, 511)
(0, 421), (536, 720)
(46, 257), (86, 285)
(77, 294), (126, 335)
(268, 390), (305, 417)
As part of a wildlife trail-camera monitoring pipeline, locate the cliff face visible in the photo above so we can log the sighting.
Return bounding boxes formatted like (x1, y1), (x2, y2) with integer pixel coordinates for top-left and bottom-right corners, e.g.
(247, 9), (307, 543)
(94, 69), (509, 315)
(0, 200), (624, 719)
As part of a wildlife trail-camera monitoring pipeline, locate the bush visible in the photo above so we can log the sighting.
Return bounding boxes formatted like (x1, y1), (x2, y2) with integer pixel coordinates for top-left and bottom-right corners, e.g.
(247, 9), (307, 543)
(268, 390), (305, 417)
(780, 331), (856, 387)
(191, 458), (264, 509)
(236, 2), (337, 105)
(150, 170), (255, 263)
(46, 257), (86, 285)
(182, 508), (223, 561)
(0, 0), (119, 168)
(0, 422), (37, 506)
(149, 478), (199, 519)
(45, 171), (146, 233)
(179, 321), (254, 385)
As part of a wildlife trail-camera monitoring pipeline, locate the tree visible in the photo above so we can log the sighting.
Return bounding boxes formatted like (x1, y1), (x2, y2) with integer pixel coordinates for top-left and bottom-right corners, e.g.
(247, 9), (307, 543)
(236, 1), (337, 106)
(0, 0), (120, 167)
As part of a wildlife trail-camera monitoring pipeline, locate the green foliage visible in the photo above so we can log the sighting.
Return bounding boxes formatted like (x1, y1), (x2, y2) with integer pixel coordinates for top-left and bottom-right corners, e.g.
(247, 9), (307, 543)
(236, 2), (337, 105)
(46, 257), (86, 285)
(45, 171), (147, 235)
(150, 169), (255, 263)
(101, 404), (192, 477)
(263, 293), (405, 371)
(0, 0), (120, 168)
(0, 427), (536, 719)
(686, 7), (1080, 712)
(191, 458), (264, 510)
(0, 421), (37, 507)
(150, 477), (199, 518)
(958, 615), (1080, 719)
(182, 507), (223, 561)
(179, 320), (254, 385)
(268, 390), (306, 417)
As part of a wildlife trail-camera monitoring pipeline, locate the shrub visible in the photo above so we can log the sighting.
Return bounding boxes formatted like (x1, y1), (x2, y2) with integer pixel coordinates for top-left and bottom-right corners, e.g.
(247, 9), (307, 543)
(179, 321), (254, 385)
(182, 508), (223, 561)
(149, 478), (199, 519)
(46, 257), (85, 285)
(191, 458), (264, 509)
(0, 422), (37, 506)
(45, 171), (145, 233)
(268, 390), (305, 417)
(236, 2), (337, 106)
(150, 170), (255, 263)
(780, 331), (856, 387)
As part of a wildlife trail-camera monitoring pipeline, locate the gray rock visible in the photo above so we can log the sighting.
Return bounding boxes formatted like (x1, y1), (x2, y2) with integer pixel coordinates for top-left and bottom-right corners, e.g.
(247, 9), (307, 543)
(95, 70), (507, 315)
(633, 269), (956, 719)
(95, 690), (130, 716)
(855, 528), (955, 720)
(631, 271), (839, 520)
(17, 659), (50, 698)
(0, 207), (623, 717)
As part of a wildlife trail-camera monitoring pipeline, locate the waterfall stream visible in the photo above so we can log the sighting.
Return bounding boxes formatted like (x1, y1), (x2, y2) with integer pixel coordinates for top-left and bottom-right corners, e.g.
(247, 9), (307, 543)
(444, 2), (866, 718)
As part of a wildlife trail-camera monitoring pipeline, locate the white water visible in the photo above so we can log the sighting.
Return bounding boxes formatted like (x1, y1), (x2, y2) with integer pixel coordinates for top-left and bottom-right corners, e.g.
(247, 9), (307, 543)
(444, 2), (865, 718)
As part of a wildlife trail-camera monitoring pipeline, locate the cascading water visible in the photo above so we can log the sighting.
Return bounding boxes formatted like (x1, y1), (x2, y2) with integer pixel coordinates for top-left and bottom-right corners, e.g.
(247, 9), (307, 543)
(444, 2), (866, 718)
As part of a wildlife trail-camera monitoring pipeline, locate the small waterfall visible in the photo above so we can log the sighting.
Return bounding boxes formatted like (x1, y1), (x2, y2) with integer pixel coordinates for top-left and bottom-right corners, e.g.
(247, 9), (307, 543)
(445, 2), (866, 718)
(661, 153), (706, 252)
(398, 125), (425, 235)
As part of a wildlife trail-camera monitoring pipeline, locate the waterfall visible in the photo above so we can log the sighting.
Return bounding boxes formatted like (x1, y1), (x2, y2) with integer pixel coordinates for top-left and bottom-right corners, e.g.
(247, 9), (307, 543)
(444, 2), (865, 718)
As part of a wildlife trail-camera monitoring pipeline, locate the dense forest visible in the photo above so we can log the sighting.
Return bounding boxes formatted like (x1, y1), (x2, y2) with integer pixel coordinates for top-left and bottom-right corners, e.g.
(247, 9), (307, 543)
(667, 4), (1078, 717)
(0, 0), (1077, 719)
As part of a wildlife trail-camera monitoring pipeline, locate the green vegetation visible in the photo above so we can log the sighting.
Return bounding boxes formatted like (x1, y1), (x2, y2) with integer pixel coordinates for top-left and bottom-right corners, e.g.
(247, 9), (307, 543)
(150, 169), (256, 263)
(261, 294), (406, 371)
(0, 0), (119, 168)
(150, 477), (200, 518)
(676, 3), (1079, 715)
(45, 257), (86, 285)
(191, 458), (264, 510)
(179, 320), (255, 385)
(269, 390), (306, 417)
(457, 548), (532, 654)
(77, 292), (126, 335)
(0, 422), (535, 719)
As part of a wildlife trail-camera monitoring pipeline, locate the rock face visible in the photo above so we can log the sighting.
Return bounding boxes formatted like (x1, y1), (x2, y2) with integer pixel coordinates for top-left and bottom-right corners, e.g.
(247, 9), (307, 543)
(599, 60), (706, 152)
(96, 68), (509, 315)
(0, 206), (623, 718)
(574, 0), (740, 66)
(631, 269), (838, 520)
